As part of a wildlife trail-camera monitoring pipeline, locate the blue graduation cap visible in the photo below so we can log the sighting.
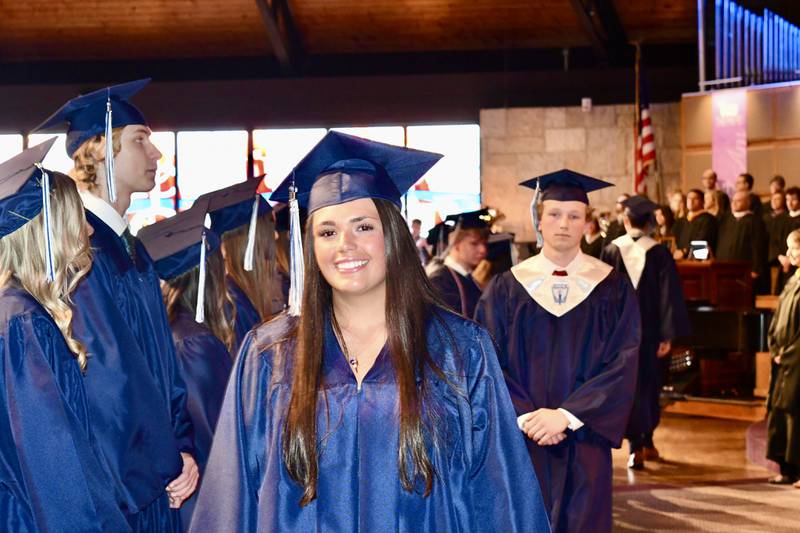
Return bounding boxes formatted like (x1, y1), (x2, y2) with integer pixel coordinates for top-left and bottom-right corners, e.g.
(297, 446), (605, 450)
(138, 198), (220, 323)
(33, 79), (151, 204)
(445, 208), (493, 229)
(195, 176), (273, 272)
(519, 169), (613, 248)
(270, 131), (443, 316)
(622, 195), (659, 219)
(0, 138), (58, 280)
(270, 131), (443, 213)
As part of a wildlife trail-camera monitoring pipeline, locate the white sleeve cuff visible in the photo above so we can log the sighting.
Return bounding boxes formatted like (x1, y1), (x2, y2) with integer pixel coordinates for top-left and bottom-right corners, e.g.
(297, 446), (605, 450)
(558, 408), (584, 431)
(516, 412), (534, 431)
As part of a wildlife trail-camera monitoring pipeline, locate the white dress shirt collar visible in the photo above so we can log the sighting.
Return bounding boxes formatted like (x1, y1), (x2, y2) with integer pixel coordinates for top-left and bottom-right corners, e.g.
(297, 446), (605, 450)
(80, 191), (128, 237)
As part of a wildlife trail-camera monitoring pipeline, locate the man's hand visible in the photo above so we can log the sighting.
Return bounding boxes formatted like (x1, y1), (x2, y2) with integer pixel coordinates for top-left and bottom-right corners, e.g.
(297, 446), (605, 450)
(673, 249), (685, 260)
(166, 452), (199, 509)
(657, 340), (672, 358)
(522, 408), (570, 446)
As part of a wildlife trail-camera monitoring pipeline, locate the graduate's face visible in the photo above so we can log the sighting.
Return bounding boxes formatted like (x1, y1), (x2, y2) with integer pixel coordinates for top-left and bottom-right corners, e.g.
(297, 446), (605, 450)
(113, 125), (162, 194)
(539, 200), (588, 253)
(451, 230), (487, 270)
(312, 198), (387, 298)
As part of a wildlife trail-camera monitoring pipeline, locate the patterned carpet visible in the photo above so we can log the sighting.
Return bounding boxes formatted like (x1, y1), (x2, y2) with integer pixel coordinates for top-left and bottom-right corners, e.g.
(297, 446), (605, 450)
(613, 481), (800, 532)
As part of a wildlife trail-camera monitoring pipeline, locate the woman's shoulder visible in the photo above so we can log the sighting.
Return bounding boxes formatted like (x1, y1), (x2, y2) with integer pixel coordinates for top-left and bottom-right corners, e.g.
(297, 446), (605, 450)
(0, 285), (51, 327)
(426, 308), (494, 369)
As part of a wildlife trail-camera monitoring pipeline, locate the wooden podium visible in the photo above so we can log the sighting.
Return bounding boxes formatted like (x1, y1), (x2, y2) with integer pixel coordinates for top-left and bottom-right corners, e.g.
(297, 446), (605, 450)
(677, 260), (753, 309)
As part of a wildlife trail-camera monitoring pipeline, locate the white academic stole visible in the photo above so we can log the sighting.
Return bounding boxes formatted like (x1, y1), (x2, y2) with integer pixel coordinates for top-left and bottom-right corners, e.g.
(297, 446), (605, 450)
(611, 234), (657, 289)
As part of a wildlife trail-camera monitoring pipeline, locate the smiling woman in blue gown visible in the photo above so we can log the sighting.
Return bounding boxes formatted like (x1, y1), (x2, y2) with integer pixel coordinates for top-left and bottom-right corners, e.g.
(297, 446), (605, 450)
(189, 132), (550, 533)
(0, 142), (130, 532)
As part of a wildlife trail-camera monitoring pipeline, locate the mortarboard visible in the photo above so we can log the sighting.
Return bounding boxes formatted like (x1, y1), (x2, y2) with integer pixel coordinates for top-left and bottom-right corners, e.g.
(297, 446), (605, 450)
(621, 195), (659, 219)
(138, 198), (220, 323)
(33, 79), (151, 204)
(445, 208), (493, 229)
(270, 131), (443, 316)
(0, 138), (59, 281)
(196, 176), (273, 272)
(519, 169), (613, 248)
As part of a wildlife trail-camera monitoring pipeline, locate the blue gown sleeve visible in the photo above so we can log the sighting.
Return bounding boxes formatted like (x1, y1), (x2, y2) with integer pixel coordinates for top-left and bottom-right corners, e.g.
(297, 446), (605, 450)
(464, 327), (551, 533)
(0, 315), (131, 533)
(188, 331), (266, 533)
(559, 277), (641, 446)
(474, 275), (538, 416)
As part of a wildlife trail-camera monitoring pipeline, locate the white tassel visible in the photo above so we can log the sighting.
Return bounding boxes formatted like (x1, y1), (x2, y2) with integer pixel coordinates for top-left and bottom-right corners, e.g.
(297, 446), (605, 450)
(530, 180), (543, 249)
(287, 184), (304, 317)
(105, 95), (117, 204)
(36, 164), (55, 282)
(195, 231), (207, 323)
(243, 196), (259, 271)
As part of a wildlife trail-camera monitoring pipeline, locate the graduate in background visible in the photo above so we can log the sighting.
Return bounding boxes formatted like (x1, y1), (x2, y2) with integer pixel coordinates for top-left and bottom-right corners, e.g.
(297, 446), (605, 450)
(601, 193), (629, 248)
(600, 196), (689, 469)
(716, 190), (769, 294)
(33, 80), (198, 530)
(427, 208), (490, 317)
(139, 200), (235, 530)
(766, 228), (800, 487)
(580, 212), (604, 258)
(196, 178), (284, 352)
(190, 131), (550, 533)
(0, 142), (132, 533)
(474, 169), (640, 533)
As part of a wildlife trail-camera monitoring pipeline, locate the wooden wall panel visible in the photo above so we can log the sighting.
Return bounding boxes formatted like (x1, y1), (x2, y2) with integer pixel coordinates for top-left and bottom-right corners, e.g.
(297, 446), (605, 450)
(776, 145), (800, 184)
(747, 145), (775, 191)
(747, 91), (773, 142)
(683, 151), (712, 190)
(775, 89), (800, 139)
(682, 95), (712, 147)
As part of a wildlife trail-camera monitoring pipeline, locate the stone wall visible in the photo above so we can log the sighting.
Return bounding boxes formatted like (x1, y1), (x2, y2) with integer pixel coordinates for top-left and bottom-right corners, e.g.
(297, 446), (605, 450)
(481, 103), (681, 242)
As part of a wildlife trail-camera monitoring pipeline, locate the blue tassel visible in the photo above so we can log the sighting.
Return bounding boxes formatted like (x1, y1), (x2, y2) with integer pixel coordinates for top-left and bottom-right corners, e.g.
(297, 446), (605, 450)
(105, 92), (117, 204)
(243, 196), (259, 271)
(530, 179), (543, 249)
(287, 183), (305, 317)
(195, 230), (208, 323)
(36, 164), (56, 283)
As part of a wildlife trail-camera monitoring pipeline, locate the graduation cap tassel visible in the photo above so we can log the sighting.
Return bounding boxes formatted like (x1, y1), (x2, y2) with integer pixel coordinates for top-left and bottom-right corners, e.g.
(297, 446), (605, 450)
(530, 179), (543, 249)
(243, 196), (259, 272)
(287, 183), (305, 317)
(36, 164), (56, 283)
(104, 94), (117, 204)
(195, 230), (208, 323)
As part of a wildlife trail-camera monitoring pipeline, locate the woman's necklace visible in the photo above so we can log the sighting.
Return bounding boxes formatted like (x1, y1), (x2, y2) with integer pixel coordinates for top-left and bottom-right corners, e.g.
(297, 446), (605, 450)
(332, 321), (359, 373)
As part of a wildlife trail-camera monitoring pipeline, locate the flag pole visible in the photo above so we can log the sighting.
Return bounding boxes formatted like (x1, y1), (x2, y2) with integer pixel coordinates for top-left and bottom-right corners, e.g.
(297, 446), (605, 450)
(634, 42), (642, 194)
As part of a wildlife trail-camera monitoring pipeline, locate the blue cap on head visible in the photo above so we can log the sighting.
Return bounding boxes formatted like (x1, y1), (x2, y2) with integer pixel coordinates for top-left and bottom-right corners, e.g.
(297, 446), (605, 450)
(196, 176), (273, 236)
(33, 79), (150, 157)
(622, 195), (659, 218)
(270, 131), (443, 213)
(519, 168), (613, 204)
(137, 198), (221, 281)
(0, 138), (58, 239)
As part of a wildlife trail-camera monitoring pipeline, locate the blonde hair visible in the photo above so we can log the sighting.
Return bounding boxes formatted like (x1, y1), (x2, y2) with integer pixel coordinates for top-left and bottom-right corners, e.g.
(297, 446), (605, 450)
(0, 172), (92, 370)
(222, 212), (282, 321)
(163, 248), (236, 353)
(69, 128), (123, 192)
(788, 228), (800, 247)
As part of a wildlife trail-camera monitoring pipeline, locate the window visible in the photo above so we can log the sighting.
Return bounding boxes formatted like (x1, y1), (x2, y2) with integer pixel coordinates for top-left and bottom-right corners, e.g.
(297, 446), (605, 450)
(176, 130), (248, 210)
(0, 134), (23, 163)
(252, 128), (327, 193)
(27, 134), (73, 174)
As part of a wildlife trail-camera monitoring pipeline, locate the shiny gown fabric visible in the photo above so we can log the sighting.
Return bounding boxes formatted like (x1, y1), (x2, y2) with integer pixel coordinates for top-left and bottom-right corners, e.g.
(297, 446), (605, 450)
(601, 242), (689, 441)
(226, 277), (261, 354)
(170, 308), (233, 530)
(474, 271), (640, 533)
(70, 211), (192, 530)
(190, 310), (551, 533)
(0, 286), (131, 533)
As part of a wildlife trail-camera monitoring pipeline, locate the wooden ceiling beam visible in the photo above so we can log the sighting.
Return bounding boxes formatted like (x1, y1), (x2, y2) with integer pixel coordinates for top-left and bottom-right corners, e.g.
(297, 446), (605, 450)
(254, 0), (304, 74)
(568, 0), (628, 65)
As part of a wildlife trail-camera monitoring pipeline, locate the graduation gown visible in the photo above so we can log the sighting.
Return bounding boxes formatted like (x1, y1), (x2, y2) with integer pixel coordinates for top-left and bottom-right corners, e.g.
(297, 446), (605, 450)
(189, 311), (551, 533)
(170, 308), (233, 530)
(474, 252), (640, 533)
(601, 237), (689, 441)
(427, 263), (483, 318)
(601, 219), (626, 248)
(70, 211), (192, 530)
(676, 211), (718, 254)
(716, 212), (769, 293)
(0, 285), (131, 533)
(580, 234), (603, 258)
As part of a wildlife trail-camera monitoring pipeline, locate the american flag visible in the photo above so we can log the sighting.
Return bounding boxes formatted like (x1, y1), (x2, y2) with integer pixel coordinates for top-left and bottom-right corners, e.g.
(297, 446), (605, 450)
(634, 46), (655, 195)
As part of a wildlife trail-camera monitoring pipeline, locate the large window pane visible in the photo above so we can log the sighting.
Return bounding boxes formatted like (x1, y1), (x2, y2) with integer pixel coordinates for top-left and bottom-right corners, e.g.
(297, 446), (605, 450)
(404, 124), (481, 236)
(176, 130), (248, 210)
(27, 134), (73, 173)
(128, 132), (177, 233)
(252, 128), (327, 193)
(0, 134), (23, 162)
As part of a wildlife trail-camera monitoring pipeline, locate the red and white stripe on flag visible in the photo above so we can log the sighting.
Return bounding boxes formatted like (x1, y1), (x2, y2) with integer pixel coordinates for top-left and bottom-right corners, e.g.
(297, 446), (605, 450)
(635, 107), (655, 194)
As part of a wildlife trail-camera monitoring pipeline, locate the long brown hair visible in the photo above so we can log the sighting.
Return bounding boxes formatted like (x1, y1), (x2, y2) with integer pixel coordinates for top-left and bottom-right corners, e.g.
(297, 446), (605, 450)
(222, 212), (281, 320)
(163, 247), (236, 352)
(282, 197), (449, 506)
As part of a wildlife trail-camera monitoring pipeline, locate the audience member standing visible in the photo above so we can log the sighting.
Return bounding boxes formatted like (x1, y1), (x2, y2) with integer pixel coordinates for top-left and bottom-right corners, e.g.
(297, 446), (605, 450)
(716, 191), (769, 294)
(764, 175), (786, 217)
(674, 189), (718, 259)
(735, 173), (763, 219)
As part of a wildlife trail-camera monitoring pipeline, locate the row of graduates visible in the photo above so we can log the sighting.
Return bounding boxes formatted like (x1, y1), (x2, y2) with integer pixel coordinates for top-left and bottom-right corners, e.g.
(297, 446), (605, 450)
(0, 77), (681, 533)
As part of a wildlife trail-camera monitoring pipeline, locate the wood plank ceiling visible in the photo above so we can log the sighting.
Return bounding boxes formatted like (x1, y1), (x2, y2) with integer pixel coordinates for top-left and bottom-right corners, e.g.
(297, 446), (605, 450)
(0, 0), (697, 62)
